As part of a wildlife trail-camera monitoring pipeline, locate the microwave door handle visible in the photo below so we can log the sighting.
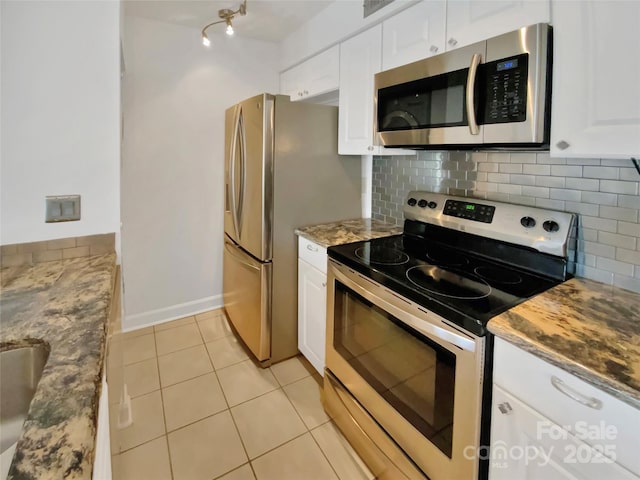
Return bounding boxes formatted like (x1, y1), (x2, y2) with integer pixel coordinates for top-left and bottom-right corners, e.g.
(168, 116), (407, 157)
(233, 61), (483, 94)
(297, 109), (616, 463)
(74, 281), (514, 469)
(466, 53), (482, 136)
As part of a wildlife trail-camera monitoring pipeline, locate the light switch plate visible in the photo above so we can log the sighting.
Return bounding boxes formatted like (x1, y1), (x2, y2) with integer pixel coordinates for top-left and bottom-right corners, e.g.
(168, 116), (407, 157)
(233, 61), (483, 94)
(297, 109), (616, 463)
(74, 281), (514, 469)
(46, 195), (81, 222)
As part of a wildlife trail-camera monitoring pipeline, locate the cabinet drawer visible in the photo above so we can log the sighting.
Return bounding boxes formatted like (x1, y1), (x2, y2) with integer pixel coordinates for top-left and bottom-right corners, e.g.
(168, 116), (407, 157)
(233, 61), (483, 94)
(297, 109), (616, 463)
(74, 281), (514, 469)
(494, 338), (640, 476)
(298, 236), (327, 273)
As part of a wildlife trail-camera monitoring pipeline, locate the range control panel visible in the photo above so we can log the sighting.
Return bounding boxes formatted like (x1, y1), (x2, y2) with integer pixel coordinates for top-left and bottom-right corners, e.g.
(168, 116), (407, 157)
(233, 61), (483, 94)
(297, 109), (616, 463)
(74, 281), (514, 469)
(443, 200), (496, 223)
(403, 191), (577, 258)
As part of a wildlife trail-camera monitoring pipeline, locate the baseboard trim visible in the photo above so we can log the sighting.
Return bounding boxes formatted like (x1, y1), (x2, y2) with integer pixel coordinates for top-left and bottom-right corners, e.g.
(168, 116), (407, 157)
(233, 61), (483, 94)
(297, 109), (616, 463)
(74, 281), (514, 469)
(123, 295), (223, 332)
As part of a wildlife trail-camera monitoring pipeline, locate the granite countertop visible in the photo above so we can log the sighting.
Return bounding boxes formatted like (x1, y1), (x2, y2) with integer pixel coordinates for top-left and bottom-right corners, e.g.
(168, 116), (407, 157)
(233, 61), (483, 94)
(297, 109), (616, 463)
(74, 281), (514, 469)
(488, 277), (640, 410)
(0, 254), (116, 479)
(295, 218), (402, 248)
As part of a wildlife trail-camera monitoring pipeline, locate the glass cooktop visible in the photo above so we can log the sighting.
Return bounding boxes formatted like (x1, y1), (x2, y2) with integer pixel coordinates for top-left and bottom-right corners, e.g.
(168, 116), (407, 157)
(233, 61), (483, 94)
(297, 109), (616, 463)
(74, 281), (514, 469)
(328, 234), (561, 336)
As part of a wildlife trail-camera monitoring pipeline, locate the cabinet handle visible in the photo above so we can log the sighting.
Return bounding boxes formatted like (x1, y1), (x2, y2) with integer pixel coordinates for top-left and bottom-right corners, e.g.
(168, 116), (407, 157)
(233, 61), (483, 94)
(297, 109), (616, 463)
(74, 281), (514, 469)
(303, 90), (309, 95)
(556, 140), (570, 150)
(430, 45), (439, 54)
(498, 402), (513, 415)
(298, 92), (303, 97)
(448, 38), (458, 47)
(367, 145), (374, 151)
(306, 244), (318, 252)
(322, 282), (326, 287)
(550, 375), (603, 410)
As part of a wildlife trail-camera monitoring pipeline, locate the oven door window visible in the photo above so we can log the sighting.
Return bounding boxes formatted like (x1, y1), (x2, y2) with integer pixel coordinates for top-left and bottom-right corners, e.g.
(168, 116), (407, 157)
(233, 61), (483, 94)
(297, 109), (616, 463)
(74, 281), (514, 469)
(333, 282), (456, 458)
(377, 67), (469, 131)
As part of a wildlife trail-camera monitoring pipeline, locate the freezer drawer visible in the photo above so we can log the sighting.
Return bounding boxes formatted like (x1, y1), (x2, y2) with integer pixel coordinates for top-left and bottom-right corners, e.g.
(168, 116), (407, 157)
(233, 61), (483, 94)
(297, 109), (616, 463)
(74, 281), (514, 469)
(223, 237), (272, 362)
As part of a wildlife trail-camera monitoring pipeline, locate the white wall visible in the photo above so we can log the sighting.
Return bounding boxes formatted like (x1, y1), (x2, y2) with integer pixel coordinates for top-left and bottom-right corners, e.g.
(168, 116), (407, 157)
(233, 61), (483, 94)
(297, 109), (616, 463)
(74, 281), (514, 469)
(121, 16), (279, 330)
(0, 1), (120, 251)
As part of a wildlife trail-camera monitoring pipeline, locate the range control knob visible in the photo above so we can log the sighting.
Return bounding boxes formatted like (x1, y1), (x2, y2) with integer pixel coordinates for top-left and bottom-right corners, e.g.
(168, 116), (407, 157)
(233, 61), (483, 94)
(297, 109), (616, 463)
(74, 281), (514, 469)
(543, 220), (560, 233)
(520, 216), (536, 228)
(407, 198), (417, 206)
(428, 201), (437, 209)
(418, 199), (428, 208)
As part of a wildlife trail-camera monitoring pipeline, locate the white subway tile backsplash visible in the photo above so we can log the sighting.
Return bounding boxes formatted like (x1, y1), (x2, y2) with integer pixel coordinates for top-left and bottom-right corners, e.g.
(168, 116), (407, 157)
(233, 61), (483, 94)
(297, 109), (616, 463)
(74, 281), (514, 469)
(600, 180), (639, 195)
(523, 164), (551, 176)
(580, 216), (618, 233)
(599, 206), (639, 222)
(617, 194), (640, 209)
(583, 166), (619, 179)
(580, 191), (618, 206)
(535, 176), (566, 188)
(372, 151), (640, 293)
(565, 177), (599, 191)
(551, 165), (583, 177)
(598, 231), (636, 250)
(618, 221), (640, 237)
(616, 248), (640, 264)
(550, 188), (581, 202)
(522, 186), (550, 198)
(499, 163), (523, 174)
(596, 257), (634, 276)
(535, 198), (565, 210)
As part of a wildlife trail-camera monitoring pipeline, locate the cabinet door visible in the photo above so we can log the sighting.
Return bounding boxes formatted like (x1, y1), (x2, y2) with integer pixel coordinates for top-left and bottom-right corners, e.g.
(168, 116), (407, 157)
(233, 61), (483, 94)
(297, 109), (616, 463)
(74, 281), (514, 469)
(304, 45), (340, 99)
(297, 258), (327, 375)
(280, 63), (303, 100)
(490, 386), (638, 480)
(338, 25), (414, 156)
(280, 46), (339, 102)
(550, 0), (640, 158)
(382, 0), (446, 71)
(445, 0), (550, 51)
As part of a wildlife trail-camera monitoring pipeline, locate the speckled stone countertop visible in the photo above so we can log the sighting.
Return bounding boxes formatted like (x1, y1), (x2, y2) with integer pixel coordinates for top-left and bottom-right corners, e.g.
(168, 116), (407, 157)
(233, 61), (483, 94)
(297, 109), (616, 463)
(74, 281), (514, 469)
(0, 254), (116, 479)
(488, 277), (640, 410)
(295, 218), (402, 247)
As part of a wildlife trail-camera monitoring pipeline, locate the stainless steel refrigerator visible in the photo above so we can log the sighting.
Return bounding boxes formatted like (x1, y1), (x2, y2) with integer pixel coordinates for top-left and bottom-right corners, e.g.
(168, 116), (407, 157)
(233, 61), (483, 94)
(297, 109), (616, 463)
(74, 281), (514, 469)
(223, 93), (362, 366)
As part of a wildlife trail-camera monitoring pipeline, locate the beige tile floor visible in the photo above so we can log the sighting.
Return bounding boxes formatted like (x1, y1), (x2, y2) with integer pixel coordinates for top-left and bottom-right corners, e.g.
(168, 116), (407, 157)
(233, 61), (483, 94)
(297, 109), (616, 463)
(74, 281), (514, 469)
(113, 309), (374, 480)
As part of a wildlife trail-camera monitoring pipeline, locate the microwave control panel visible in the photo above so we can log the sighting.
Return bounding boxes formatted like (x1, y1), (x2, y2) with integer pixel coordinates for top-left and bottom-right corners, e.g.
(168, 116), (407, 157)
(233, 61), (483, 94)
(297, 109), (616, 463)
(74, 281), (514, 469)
(482, 53), (528, 124)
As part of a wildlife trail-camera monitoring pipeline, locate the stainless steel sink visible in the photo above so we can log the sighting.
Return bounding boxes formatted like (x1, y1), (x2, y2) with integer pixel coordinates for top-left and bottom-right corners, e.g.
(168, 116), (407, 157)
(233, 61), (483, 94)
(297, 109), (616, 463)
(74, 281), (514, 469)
(0, 344), (49, 454)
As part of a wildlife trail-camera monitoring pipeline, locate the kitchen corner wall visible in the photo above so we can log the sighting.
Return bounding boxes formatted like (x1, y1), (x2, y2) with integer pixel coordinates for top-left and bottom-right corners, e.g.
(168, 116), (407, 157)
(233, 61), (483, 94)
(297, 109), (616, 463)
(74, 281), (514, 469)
(372, 152), (640, 293)
(121, 16), (279, 330)
(0, 1), (120, 251)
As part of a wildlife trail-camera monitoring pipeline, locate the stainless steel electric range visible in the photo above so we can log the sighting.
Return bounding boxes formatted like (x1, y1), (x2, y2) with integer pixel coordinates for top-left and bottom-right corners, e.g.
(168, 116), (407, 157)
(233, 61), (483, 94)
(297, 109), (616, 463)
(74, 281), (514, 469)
(323, 192), (577, 480)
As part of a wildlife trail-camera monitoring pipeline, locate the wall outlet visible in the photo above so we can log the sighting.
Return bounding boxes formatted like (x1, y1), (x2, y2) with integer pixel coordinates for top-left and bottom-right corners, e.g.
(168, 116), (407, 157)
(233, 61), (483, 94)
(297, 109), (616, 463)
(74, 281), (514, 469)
(45, 195), (81, 222)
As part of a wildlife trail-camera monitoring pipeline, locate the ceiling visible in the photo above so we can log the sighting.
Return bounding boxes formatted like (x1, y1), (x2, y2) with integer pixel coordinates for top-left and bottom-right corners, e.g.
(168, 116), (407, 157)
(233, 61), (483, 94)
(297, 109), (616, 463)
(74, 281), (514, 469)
(123, 0), (334, 43)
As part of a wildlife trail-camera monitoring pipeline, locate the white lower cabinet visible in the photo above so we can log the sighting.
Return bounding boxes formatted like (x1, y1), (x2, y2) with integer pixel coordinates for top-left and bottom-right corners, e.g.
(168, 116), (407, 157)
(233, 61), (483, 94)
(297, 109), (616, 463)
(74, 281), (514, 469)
(491, 337), (640, 479)
(297, 237), (328, 375)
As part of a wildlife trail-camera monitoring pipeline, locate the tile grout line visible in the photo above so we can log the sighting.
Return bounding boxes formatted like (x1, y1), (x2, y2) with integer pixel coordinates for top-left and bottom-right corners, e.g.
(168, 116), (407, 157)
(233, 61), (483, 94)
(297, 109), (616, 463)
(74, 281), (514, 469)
(152, 327), (175, 480)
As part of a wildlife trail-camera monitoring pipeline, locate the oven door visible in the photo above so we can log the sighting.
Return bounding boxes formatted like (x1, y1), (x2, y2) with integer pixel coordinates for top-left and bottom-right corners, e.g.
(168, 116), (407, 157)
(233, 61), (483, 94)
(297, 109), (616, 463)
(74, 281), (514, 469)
(325, 260), (485, 480)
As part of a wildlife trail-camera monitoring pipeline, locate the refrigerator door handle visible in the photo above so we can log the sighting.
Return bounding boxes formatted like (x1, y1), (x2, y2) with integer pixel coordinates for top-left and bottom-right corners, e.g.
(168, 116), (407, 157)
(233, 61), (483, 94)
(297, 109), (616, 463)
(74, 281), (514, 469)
(230, 104), (242, 239)
(224, 240), (260, 271)
(237, 106), (247, 237)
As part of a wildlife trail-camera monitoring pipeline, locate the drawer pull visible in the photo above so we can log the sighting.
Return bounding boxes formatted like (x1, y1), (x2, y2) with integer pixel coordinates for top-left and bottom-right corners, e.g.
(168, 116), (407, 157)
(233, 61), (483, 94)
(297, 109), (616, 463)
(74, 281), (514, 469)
(306, 244), (319, 252)
(550, 375), (603, 410)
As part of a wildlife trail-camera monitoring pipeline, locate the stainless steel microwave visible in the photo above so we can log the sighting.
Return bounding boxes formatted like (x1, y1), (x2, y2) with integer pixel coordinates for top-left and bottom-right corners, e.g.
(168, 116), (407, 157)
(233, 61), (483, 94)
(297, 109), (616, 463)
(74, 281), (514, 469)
(374, 23), (552, 150)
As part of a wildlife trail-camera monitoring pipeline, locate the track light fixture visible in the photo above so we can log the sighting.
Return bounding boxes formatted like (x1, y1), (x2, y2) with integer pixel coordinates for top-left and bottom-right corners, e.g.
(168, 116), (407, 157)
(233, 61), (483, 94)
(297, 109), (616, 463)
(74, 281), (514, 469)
(201, 0), (247, 46)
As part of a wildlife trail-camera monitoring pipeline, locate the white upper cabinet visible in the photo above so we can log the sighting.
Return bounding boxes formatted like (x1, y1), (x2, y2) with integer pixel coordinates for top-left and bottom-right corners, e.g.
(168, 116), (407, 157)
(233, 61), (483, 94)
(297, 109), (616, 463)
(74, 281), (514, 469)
(445, 0), (550, 51)
(280, 45), (340, 102)
(338, 25), (415, 155)
(550, 0), (640, 158)
(381, 0), (446, 71)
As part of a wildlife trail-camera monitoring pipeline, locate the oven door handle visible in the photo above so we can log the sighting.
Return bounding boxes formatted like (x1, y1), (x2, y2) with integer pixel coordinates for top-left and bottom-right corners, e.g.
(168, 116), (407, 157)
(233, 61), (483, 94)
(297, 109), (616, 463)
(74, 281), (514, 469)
(332, 266), (476, 353)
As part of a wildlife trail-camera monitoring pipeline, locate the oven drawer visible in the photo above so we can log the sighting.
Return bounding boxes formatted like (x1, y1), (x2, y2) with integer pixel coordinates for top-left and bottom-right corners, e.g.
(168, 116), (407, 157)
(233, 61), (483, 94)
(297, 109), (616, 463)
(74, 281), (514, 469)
(323, 371), (427, 480)
(298, 236), (327, 274)
(493, 337), (640, 476)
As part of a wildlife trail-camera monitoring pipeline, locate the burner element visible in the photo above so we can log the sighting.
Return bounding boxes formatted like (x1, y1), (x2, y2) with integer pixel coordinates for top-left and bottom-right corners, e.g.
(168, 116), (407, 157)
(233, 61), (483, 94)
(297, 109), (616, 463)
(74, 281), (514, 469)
(406, 266), (492, 300)
(355, 245), (410, 265)
(474, 266), (523, 285)
(425, 246), (469, 266)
